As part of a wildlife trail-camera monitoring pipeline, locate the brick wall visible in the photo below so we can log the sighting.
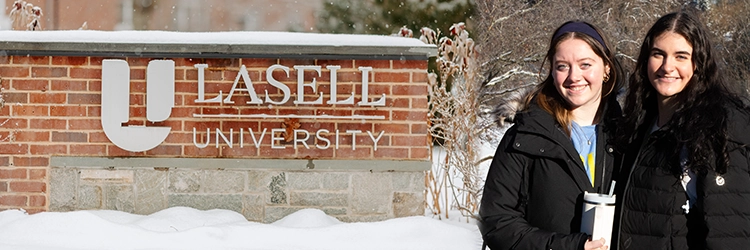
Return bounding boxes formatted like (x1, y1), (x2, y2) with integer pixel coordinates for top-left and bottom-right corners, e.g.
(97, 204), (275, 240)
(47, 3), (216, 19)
(0, 33), (430, 221)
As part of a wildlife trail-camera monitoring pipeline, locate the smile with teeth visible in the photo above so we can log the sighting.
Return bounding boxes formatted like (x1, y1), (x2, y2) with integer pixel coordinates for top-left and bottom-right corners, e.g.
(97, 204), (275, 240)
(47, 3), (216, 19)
(569, 84), (588, 91)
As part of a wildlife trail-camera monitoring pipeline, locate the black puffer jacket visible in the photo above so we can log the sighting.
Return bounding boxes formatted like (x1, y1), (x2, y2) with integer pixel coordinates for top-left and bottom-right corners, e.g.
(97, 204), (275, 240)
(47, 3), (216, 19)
(616, 105), (750, 250)
(480, 104), (617, 250)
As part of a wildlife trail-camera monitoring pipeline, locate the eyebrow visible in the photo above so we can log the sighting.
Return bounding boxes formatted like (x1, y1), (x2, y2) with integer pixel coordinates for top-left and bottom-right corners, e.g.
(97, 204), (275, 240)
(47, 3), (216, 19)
(651, 47), (691, 56)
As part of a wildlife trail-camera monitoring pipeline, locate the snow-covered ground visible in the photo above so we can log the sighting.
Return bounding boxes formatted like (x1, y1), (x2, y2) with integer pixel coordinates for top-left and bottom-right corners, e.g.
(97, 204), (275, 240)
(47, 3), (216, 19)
(0, 206), (483, 250)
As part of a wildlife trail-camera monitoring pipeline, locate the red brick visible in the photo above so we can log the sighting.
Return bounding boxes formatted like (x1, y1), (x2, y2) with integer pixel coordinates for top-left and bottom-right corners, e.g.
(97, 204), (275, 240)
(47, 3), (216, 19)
(50, 106), (87, 117)
(338, 123), (374, 132)
(174, 69), (186, 80)
(29, 144), (67, 155)
(89, 132), (110, 143)
(183, 145), (220, 157)
(66, 118), (99, 130)
(129, 68), (145, 80)
(393, 85), (428, 96)
(11, 79), (48, 91)
(412, 72), (429, 83)
(2, 118), (29, 129)
(221, 146), (259, 157)
(363, 84), (390, 96)
(0, 169), (26, 179)
(393, 110), (428, 121)
(70, 145), (107, 155)
(335, 147), (371, 158)
(279, 59), (315, 67)
(29, 93), (66, 104)
(258, 145), (296, 158)
(173, 58), (198, 67)
(107, 145), (146, 157)
(240, 58), (277, 68)
(355, 60), (390, 69)
(13, 56), (49, 65)
(0, 195), (26, 206)
(3, 92), (28, 104)
(126, 57), (151, 67)
(28, 195), (46, 207)
(51, 80), (88, 91)
(374, 123), (409, 134)
(331, 71), (366, 82)
(412, 97), (428, 109)
(29, 118), (66, 130)
(393, 60), (428, 69)
(0, 66), (30, 77)
(317, 60), (354, 69)
(69, 68), (101, 79)
(68, 93), (100, 105)
(374, 72), (410, 83)
(186, 68), (225, 81)
(9, 181), (46, 192)
(297, 147), (334, 158)
(389, 98), (410, 108)
(31, 67), (68, 78)
(411, 123), (429, 134)
(0, 181), (6, 192)
(145, 145), (182, 156)
(374, 147), (409, 159)
(393, 135), (429, 147)
(86, 106), (102, 117)
(52, 56), (88, 66)
(89, 57), (105, 66)
(28, 169), (46, 179)
(13, 105), (49, 116)
(51, 131), (88, 142)
(410, 147), (430, 160)
(89, 80), (101, 91)
(355, 109), (389, 119)
(0, 156), (9, 166)
(163, 132), (192, 143)
(14, 131), (50, 142)
(0, 144), (28, 154)
(206, 58), (239, 68)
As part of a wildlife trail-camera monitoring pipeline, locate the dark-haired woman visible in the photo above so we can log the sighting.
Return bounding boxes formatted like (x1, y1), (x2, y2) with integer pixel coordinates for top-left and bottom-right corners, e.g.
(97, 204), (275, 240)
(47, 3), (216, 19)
(615, 11), (750, 249)
(479, 20), (623, 250)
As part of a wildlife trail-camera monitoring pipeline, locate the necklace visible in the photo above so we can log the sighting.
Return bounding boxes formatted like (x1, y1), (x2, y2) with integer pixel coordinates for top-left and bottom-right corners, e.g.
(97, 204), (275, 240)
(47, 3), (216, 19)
(572, 123), (597, 145)
(585, 128), (595, 145)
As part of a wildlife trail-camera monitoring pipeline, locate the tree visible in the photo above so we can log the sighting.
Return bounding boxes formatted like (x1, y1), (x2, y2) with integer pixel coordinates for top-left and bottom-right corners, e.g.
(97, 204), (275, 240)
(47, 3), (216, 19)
(316, 0), (473, 35)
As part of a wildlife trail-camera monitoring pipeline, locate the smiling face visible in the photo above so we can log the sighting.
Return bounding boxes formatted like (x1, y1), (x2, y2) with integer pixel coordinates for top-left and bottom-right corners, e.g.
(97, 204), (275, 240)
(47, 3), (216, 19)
(552, 38), (610, 113)
(647, 32), (694, 101)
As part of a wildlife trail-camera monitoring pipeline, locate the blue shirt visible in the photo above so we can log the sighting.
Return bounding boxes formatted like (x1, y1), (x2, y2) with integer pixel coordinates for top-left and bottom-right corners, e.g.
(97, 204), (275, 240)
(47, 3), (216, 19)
(570, 121), (597, 187)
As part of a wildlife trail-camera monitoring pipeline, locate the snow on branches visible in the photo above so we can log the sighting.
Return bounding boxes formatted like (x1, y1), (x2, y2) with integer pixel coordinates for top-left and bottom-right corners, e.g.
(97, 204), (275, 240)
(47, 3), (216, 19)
(397, 23), (482, 221)
(9, 0), (42, 31)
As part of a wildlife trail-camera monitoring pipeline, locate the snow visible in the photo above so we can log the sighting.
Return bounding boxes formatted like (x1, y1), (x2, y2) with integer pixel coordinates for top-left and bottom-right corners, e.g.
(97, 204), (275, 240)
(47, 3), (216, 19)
(0, 30), (434, 48)
(0, 206), (482, 250)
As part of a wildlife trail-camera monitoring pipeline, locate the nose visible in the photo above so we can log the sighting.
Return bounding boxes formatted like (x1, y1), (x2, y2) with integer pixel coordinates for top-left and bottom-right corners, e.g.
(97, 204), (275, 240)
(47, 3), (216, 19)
(661, 57), (675, 72)
(568, 66), (582, 82)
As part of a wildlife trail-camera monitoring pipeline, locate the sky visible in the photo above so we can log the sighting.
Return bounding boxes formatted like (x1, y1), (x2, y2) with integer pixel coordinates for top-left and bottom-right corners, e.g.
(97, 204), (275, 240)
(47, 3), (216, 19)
(0, 206), (483, 250)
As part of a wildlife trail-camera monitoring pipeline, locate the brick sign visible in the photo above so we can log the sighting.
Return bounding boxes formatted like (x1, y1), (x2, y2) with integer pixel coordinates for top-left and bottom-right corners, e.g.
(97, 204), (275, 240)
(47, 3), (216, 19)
(0, 30), (435, 222)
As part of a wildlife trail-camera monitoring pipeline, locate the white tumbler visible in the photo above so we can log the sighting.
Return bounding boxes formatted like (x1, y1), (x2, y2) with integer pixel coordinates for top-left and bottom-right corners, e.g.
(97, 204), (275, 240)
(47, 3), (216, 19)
(580, 192), (616, 247)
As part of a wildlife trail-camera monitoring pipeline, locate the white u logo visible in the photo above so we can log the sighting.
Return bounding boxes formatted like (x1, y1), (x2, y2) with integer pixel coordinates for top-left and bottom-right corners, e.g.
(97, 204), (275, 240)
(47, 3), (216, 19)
(101, 59), (175, 152)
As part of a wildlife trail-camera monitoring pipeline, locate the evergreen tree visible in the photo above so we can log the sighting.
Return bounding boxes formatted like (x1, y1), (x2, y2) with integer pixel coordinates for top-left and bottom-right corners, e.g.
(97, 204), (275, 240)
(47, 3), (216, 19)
(316, 0), (473, 35)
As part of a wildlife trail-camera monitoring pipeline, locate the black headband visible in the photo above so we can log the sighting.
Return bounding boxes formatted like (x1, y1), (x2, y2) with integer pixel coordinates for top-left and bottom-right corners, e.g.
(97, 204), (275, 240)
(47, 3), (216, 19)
(552, 22), (607, 50)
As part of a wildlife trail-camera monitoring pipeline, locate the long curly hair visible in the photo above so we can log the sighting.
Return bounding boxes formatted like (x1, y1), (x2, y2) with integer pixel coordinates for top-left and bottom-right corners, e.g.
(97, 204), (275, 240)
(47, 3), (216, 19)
(525, 20), (624, 137)
(617, 11), (746, 174)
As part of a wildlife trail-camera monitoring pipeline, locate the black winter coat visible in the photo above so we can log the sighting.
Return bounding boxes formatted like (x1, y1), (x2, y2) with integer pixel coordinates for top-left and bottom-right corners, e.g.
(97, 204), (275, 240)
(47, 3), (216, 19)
(480, 104), (617, 250)
(616, 105), (750, 250)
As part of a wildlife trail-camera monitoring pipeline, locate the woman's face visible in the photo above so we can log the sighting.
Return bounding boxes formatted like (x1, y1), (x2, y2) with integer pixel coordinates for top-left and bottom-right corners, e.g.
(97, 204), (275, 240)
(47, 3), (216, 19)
(552, 38), (609, 111)
(647, 32), (694, 99)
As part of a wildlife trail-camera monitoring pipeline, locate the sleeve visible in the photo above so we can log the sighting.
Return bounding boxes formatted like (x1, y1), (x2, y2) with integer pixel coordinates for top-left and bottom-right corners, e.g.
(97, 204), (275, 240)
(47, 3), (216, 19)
(479, 126), (589, 250)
